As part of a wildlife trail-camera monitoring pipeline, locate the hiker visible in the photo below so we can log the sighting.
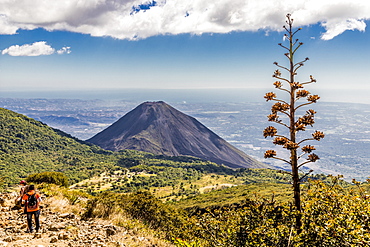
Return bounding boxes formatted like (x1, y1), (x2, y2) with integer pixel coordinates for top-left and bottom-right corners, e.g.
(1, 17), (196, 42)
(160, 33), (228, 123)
(22, 184), (42, 233)
(15, 180), (27, 208)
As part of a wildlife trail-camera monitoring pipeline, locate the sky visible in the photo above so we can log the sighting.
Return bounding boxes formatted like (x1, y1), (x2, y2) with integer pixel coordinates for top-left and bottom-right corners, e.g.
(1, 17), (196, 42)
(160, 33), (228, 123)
(0, 0), (369, 103)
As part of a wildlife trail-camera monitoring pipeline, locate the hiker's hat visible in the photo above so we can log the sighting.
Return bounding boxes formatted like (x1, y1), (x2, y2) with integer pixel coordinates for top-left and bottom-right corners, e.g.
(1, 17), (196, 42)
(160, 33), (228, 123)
(20, 180), (26, 185)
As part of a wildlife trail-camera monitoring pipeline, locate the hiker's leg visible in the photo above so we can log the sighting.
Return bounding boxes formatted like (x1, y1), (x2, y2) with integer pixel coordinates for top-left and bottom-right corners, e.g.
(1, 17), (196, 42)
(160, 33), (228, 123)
(26, 212), (33, 232)
(34, 210), (40, 231)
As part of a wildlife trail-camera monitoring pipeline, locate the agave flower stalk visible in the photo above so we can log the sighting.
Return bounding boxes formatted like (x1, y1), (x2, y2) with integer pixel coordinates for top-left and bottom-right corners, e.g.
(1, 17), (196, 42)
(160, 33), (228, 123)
(263, 14), (324, 233)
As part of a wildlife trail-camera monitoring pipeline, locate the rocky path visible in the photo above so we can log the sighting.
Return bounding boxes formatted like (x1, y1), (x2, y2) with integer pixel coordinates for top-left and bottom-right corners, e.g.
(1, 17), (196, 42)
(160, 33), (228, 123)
(0, 193), (171, 247)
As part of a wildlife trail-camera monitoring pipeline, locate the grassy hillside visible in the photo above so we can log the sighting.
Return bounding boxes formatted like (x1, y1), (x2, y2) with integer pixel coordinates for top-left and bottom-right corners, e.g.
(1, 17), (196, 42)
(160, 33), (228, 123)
(173, 182), (292, 210)
(0, 107), (118, 184)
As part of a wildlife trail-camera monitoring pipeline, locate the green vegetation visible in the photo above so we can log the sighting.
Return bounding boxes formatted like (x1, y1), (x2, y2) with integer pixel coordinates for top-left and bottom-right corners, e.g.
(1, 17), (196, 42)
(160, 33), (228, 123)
(0, 107), (117, 184)
(72, 166), (296, 203)
(179, 176), (370, 246)
(72, 175), (370, 247)
(174, 183), (292, 210)
(83, 190), (188, 240)
(0, 176), (5, 192)
(27, 171), (69, 187)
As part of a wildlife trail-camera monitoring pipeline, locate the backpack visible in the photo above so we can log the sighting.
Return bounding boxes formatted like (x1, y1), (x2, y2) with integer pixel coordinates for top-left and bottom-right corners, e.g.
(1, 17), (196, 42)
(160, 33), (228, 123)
(26, 193), (38, 210)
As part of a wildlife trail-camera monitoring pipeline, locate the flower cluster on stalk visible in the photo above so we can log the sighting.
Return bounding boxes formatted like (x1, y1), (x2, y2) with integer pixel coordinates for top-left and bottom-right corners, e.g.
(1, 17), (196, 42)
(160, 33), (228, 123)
(273, 81), (282, 88)
(264, 150), (277, 158)
(273, 137), (288, 145)
(302, 145), (316, 153)
(263, 14), (324, 172)
(291, 82), (303, 89)
(308, 153), (320, 162)
(263, 126), (277, 138)
(308, 95), (320, 103)
(312, 131), (325, 141)
(284, 141), (299, 150)
(268, 113), (279, 122)
(296, 90), (310, 98)
(271, 102), (289, 113)
(264, 92), (276, 101)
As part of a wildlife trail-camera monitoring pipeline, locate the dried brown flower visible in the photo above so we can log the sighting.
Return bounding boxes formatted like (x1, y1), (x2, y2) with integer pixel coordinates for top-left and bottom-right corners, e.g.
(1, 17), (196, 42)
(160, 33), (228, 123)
(284, 141), (299, 150)
(271, 102), (290, 113)
(264, 150), (277, 158)
(296, 90), (310, 98)
(273, 69), (281, 77)
(295, 123), (306, 131)
(291, 82), (303, 89)
(312, 131), (325, 140)
(307, 153), (320, 162)
(264, 92), (276, 101)
(263, 126), (277, 138)
(273, 81), (282, 88)
(307, 95), (320, 103)
(302, 145), (316, 153)
(306, 109), (316, 115)
(273, 137), (289, 145)
(267, 114), (279, 122)
(297, 115), (315, 126)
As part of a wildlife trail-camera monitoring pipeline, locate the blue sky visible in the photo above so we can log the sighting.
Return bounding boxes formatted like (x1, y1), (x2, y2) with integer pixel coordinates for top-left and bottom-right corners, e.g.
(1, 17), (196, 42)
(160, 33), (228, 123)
(0, 0), (369, 103)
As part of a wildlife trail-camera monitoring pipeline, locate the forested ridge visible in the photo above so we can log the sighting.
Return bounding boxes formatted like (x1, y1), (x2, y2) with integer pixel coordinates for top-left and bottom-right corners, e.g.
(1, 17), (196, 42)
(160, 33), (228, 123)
(0, 107), (116, 184)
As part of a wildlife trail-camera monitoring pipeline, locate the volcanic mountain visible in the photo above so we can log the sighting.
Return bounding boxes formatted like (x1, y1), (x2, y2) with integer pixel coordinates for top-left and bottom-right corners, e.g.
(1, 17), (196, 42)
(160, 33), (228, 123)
(87, 101), (269, 169)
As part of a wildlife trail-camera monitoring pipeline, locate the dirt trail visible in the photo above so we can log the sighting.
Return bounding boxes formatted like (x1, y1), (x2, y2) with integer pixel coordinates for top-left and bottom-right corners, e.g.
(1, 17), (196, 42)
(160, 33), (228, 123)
(0, 192), (168, 247)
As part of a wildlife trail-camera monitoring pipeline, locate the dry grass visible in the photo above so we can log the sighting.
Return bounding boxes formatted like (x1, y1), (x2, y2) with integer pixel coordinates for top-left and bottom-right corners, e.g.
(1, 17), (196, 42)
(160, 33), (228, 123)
(45, 195), (83, 215)
(150, 173), (244, 201)
(83, 213), (176, 247)
(42, 185), (174, 247)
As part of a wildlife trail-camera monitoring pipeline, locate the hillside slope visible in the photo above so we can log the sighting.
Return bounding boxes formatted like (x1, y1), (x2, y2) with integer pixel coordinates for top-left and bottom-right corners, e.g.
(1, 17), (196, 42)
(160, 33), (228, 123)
(0, 107), (117, 183)
(87, 101), (268, 169)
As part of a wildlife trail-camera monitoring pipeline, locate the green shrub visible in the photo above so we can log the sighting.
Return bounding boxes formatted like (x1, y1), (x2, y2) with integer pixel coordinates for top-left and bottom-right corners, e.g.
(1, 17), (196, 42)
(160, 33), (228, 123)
(83, 190), (188, 240)
(27, 171), (69, 187)
(179, 176), (370, 246)
(0, 176), (6, 192)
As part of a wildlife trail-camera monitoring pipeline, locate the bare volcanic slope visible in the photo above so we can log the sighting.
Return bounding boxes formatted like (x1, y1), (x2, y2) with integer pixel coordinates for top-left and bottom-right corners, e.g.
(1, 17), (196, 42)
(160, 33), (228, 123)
(87, 101), (269, 169)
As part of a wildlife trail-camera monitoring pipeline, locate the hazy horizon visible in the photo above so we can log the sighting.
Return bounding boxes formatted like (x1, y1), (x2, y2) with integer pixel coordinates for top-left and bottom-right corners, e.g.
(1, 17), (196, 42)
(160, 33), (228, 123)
(1, 88), (370, 105)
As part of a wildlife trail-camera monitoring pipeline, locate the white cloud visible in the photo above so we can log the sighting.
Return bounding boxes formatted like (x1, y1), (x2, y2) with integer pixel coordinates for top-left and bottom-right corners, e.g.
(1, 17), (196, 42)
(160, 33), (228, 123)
(57, 47), (72, 55)
(0, 0), (369, 40)
(321, 18), (366, 40)
(1, 41), (71, 56)
(2, 41), (55, 56)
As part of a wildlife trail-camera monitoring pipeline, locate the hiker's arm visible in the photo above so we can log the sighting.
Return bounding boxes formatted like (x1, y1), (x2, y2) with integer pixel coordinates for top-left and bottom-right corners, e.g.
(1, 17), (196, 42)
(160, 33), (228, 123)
(37, 194), (43, 209)
(37, 194), (42, 203)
